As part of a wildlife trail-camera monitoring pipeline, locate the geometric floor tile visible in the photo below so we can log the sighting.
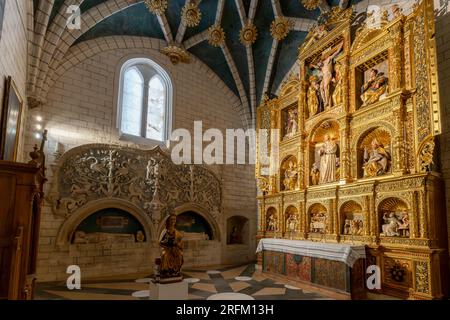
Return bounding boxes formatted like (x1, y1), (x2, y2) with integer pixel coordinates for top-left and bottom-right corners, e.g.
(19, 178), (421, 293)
(253, 287), (286, 296)
(191, 283), (218, 294)
(229, 281), (251, 292)
(207, 293), (255, 300)
(35, 264), (336, 301)
(131, 290), (150, 298)
(184, 278), (200, 284)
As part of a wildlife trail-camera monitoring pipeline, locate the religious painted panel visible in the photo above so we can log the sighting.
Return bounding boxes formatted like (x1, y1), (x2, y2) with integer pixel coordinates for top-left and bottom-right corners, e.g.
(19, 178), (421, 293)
(285, 254), (312, 283)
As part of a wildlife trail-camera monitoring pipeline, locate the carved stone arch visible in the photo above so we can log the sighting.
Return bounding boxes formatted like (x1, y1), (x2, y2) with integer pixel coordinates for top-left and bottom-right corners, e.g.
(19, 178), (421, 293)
(156, 203), (222, 242)
(55, 198), (154, 247)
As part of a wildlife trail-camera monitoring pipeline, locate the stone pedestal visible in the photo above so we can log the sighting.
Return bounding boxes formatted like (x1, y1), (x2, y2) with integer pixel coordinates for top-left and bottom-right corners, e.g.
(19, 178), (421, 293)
(149, 281), (188, 300)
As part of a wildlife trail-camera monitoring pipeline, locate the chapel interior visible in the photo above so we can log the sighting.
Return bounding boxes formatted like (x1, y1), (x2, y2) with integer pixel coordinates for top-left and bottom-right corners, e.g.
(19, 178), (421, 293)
(1, 0), (450, 301)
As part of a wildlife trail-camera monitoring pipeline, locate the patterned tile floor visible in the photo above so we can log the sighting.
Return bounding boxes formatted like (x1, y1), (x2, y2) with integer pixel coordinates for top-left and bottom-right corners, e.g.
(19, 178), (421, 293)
(35, 264), (334, 300)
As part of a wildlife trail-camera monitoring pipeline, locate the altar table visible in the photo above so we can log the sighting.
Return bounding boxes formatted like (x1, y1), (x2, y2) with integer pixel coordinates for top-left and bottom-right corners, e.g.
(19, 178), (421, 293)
(256, 239), (367, 299)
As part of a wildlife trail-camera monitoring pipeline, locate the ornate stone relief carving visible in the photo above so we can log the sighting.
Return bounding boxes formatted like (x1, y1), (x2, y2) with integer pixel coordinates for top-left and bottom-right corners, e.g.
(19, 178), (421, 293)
(48, 145), (222, 223)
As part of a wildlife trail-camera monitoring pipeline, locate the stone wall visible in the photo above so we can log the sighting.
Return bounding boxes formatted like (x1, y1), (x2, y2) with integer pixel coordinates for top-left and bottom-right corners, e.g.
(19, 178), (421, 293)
(435, 0), (450, 258)
(24, 37), (257, 282)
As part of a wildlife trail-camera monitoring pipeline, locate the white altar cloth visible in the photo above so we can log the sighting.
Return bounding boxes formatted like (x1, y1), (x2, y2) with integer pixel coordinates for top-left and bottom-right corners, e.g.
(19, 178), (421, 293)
(256, 238), (366, 268)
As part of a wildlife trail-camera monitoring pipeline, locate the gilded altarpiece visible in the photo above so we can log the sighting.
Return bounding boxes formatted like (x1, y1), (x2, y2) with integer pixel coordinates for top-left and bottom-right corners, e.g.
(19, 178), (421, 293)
(256, 1), (448, 300)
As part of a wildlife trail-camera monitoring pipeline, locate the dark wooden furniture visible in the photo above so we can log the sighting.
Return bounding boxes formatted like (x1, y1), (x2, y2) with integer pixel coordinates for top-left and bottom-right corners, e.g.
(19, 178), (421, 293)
(0, 141), (46, 300)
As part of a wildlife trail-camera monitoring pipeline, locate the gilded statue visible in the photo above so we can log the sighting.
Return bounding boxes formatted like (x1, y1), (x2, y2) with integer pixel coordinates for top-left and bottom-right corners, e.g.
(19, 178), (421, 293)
(363, 139), (391, 177)
(361, 69), (388, 106)
(283, 161), (298, 191)
(307, 76), (321, 116)
(287, 215), (298, 233)
(310, 212), (326, 234)
(284, 108), (298, 139)
(159, 214), (184, 281)
(332, 62), (343, 106)
(266, 214), (277, 232)
(310, 41), (344, 109)
(310, 163), (320, 186)
(319, 134), (338, 184)
(382, 212), (409, 237)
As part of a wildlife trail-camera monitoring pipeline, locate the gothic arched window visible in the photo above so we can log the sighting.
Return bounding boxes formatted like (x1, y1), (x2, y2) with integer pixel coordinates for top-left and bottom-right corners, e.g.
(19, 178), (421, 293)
(118, 58), (172, 144)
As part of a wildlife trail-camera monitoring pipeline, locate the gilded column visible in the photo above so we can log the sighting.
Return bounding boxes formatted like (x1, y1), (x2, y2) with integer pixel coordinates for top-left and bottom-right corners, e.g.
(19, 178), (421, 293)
(370, 195), (377, 237)
(269, 105), (279, 194)
(393, 96), (407, 174)
(418, 191), (429, 239)
(332, 198), (338, 236)
(298, 80), (308, 189)
(411, 191), (419, 238)
(388, 21), (405, 91)
(364, 195), (370, 237)
(338, 115), (351, 181)
(341, 35), (351, 113)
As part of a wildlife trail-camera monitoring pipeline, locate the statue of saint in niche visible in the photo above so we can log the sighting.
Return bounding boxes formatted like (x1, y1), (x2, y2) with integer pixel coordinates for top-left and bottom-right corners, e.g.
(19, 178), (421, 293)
(363, 138), (391, 177)
(310, 41), (344, 109)
(310, 212), (327, 234)
(319, 134), (338, 184)
(266, 214), (277, 232)
(284, 108), (298, 139)
(382, 212), (409, 237)
(287, 214), (298, 233)
(159, 214), (184, 282)
(361, 69), (388, 106)
(307, 76), (322, 117)
(283, 161), (298, 191)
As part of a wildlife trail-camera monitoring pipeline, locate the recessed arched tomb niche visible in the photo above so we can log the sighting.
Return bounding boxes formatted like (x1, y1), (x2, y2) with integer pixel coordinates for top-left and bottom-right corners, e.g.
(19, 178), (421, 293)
(340, 201), (364, 236)
(309, 120), (340, 186)
(174, 211), (214, 241)
(281, 155), (298, 191)
(284, 206), (299, 236)
(308, 204), (327, 234)
(358, 127), (392, 178)
(266, 207), (278, 232)
(72, 208), (146, 244)
(378, 198), (410, 238)
(226, 216), (249, 245)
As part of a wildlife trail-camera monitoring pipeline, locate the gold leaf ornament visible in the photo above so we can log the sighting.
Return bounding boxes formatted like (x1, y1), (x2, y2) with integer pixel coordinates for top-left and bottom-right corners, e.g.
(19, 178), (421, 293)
(144, 0), (168, 15)
(208, 25), (226, 47)
(270, 17), (292, 41)
(182, 2), (202, 28)
(240, 23), (258, 46)
(301, 0), (322, 11)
